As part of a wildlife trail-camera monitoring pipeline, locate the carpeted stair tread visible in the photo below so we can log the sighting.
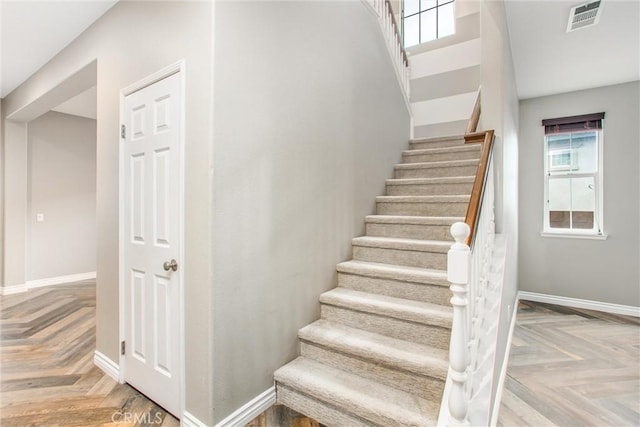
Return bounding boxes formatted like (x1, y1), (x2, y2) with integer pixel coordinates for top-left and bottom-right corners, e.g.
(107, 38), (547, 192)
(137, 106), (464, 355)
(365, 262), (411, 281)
(320, 288), (452, 328)
(395, 159), (479, 170)
(376, 195), (470, 203)
(299, 319), (448, 379)
(337, 260), (448, 286)
(403, 144), (480, 156)
(274, 357), (439, 427)
(352, 235), (451, 253)
(366, 214), (464, 225)
(386, 176), (475, 186)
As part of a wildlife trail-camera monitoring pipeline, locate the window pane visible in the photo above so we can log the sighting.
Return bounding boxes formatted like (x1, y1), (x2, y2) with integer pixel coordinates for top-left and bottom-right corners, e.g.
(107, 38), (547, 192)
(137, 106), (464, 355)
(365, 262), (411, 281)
(438, 2), (455, 38)
(548, 177), (571, 229)
(571, 131), (598, 173)
(438, 0), (454, 5)
(404, 0), (419, 17)
(421, 9), (437, 43)
(547, 131), (597, 173)
(404, 14), (420, 47)
(421, 0), (436, 11)
(547, 134), (571, 171)
(571, 176), (595, 229)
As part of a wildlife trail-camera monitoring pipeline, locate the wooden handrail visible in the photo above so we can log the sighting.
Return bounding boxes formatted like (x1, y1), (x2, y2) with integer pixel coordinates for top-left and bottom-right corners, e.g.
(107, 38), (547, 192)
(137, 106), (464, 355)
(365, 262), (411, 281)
(463, 129), (494, 247)
(466, 89), (481, 135)
(384, 0), (409, 66)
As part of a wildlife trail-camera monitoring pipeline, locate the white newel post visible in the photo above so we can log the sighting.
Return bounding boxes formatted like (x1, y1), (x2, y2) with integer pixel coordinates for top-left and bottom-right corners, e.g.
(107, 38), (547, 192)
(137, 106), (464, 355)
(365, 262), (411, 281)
(447, 222), (471, 427)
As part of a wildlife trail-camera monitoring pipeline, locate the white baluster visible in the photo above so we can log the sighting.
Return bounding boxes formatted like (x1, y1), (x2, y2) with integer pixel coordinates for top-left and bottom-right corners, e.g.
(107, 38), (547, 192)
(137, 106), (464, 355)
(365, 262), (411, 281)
(447, 222), (471, 427)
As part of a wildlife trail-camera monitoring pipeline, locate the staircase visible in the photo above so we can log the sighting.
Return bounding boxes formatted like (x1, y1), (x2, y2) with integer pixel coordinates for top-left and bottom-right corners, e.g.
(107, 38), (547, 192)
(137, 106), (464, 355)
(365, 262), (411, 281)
(274, 135), (482, 426)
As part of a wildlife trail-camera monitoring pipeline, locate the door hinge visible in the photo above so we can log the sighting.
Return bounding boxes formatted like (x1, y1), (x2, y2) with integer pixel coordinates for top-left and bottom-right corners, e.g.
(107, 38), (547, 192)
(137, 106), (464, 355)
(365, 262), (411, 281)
(121, 124), (126, 139)
(121, 340), (126, 356)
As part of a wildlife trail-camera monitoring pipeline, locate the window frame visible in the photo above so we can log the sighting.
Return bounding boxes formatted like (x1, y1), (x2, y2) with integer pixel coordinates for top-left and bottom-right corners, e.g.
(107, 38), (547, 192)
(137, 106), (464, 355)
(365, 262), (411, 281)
(401, 0), (456, 48)
(542, 127), (605, 238)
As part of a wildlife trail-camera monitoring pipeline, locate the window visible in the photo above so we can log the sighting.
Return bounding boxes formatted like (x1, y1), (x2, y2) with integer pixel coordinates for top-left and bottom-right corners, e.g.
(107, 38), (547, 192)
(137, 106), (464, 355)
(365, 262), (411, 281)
(402, 0), (455, 48)
(542, 113), (605, 236)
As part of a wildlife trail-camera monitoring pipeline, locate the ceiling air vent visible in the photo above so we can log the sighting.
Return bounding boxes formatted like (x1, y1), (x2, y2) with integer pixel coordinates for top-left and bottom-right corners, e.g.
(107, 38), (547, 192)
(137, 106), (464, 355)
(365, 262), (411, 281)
(567, 1), (603, 32)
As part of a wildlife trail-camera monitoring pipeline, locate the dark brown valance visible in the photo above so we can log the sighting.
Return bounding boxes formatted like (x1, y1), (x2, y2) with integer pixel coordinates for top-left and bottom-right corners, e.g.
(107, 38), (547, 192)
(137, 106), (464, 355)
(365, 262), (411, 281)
(542, 112), (605, 135)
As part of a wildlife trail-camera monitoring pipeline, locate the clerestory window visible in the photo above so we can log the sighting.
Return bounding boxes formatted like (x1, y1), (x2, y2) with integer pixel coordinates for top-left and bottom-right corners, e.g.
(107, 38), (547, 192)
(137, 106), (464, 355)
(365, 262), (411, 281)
(402, 0), (456, 48)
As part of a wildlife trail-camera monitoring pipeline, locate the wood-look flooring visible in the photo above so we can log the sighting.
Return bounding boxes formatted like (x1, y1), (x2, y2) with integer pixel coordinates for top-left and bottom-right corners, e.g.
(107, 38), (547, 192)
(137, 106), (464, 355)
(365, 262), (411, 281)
(0, 281), (179, 427)
(4, 282), (638, 426)
(498, 301), (640, 427)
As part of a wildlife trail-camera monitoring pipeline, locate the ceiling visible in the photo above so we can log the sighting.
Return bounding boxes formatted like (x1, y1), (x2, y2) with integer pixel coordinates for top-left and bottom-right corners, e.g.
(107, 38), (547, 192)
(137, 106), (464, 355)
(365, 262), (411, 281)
(1, 0), (117, 98)
(505, 0), (640, 100)
(0, 0), (638, 108)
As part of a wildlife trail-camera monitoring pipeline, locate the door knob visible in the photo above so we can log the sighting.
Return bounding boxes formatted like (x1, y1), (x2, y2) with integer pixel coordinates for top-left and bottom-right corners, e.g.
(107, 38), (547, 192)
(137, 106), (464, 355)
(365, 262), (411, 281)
(163, 259), (178, 272)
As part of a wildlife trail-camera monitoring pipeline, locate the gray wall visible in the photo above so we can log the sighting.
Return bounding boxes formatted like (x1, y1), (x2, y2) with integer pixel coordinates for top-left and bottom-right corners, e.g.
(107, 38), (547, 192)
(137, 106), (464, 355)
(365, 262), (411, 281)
(212, 1), (410, 423)
(519, 81), (640, 307)
(27, 112), (96, 280)
(479, 0), (519, 411)
(0, 100), (3, 285)
(2, 2), (214, 423)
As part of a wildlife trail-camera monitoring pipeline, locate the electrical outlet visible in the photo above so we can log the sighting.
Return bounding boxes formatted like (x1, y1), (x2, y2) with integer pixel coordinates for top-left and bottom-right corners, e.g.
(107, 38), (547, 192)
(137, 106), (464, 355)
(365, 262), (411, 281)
(36, 213), (44, 222)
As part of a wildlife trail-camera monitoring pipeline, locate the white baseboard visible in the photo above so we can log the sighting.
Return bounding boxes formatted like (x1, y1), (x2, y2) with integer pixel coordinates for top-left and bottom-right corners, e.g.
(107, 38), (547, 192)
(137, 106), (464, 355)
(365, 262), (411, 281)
(518, 291), (640, 318)
(214, 386), (276, 427)
(94, 350), (120, 382)
(28, 271), (96, 289)
(489, 298), (519, 426)
(0, 272), (96, 296)
(0, 283), (28, 295)
(182, 411), (209, 427)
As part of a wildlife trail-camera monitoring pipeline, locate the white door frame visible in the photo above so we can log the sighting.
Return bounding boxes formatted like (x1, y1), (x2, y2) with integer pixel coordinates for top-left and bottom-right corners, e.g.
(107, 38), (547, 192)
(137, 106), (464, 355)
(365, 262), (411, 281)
(118, 59), (186, 417)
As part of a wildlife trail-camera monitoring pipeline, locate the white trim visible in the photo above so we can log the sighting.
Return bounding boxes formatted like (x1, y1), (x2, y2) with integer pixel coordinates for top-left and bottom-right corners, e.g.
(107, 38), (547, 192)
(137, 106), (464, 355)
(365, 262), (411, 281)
(489, 297), (519, 427)
(27, 271), (96, 289)
(543, 128), (604, 235)
(214, 386), (276, 427)
(93, 350), (121, 383)
(0, 284), (28, 295)
(518, 291), (640, 317)
(182, 411), (209, 427)
(540, 231), (608, 240)
(0, 272), (96, 295)
(118, 59), (187, 412)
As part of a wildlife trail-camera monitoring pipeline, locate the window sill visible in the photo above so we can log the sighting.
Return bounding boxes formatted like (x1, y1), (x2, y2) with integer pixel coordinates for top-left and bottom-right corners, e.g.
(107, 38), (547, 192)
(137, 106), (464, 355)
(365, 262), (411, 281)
(540, 231), (608, 241)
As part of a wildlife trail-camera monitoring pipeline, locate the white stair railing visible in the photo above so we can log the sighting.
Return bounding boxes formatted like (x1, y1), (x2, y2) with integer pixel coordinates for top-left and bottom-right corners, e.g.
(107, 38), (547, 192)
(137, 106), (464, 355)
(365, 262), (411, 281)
(441, 142), (504, 426)
(361, 0), (411, 106)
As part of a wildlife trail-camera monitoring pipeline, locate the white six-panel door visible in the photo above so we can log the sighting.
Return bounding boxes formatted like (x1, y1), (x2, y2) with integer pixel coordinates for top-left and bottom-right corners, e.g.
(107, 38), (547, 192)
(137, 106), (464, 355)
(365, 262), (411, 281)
(122, 71), (182, 417)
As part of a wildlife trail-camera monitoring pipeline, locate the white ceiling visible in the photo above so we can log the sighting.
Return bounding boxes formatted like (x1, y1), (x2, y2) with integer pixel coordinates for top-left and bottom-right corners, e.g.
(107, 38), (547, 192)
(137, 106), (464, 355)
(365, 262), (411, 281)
(505, 0), (640, 100)
(1, 0), (637, 106)
(1, 0), (117, 98)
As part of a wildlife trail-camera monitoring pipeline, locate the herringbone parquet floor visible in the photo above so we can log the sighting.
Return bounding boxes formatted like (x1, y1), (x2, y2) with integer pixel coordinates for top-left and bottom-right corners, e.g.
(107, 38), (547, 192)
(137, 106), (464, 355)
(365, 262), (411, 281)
(3, 282), (638, 426)
(498, 301), (640, 427)
(0, 281), (179, 427)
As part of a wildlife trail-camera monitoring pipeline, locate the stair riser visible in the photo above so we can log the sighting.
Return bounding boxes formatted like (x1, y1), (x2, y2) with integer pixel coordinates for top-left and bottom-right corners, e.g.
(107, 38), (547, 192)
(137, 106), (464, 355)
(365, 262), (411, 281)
(410, 139), (464, 150)
(386, 182), (473, 196)
(300, 342), (445, 400)
(395, 165), (477, 179)
(402, 151), (480, 164)
(276, 384), (372, 427)
(321, 304), (450, 349)
(353, 246), (447, 269)
(338, 272), (451, 305)
(366, 222), (454, 241)
(376, 201), (468, 217)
